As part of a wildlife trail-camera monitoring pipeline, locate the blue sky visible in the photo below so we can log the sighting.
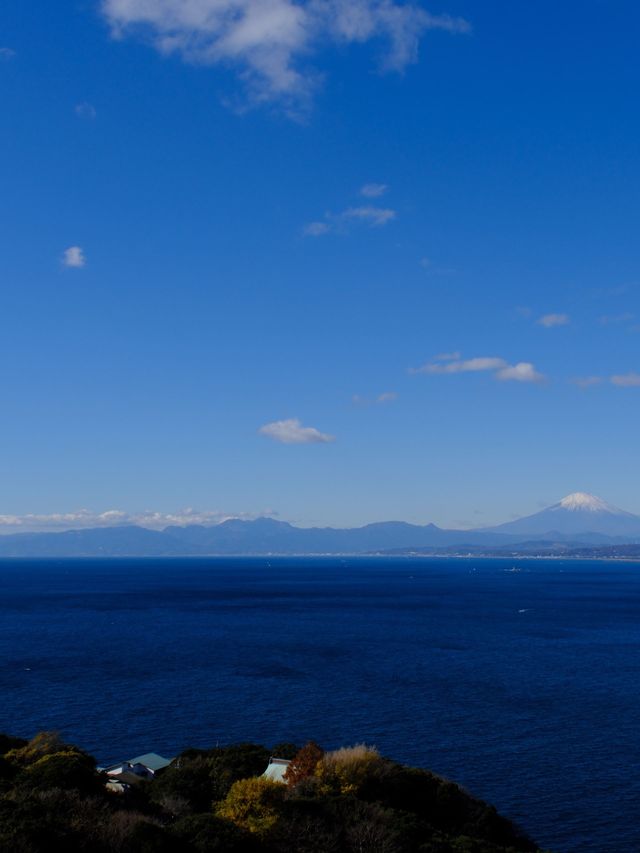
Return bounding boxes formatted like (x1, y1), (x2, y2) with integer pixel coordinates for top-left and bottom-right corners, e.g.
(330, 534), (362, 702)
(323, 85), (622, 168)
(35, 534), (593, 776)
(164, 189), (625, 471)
(2, 0), (640, 531)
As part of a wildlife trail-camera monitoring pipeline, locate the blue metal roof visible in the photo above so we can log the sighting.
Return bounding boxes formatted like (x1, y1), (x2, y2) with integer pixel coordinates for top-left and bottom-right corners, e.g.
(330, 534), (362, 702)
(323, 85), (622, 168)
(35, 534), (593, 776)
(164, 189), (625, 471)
(127, 752), (172, 771)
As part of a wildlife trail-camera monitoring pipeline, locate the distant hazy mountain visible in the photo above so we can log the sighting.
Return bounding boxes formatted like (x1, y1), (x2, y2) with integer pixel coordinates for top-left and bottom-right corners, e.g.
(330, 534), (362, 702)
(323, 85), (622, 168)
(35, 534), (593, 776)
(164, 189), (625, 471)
(0, 526), (191, 558)
(0, 492), (638, 557)
(162, 518), (500, 555)
(0, 518), (518, 557)
(482, 492), (640, 539)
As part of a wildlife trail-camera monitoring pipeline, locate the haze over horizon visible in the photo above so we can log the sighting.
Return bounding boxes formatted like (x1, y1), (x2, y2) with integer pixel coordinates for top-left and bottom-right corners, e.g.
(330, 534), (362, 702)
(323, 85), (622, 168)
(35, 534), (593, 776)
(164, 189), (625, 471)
(3, 2), (640, 529)
(1, 492), (639, 536)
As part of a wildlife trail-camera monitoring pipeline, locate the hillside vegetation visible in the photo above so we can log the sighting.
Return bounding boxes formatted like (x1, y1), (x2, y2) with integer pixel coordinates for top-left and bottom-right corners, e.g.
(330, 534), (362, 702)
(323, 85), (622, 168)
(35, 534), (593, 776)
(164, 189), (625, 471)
(0, 733), (547, 852)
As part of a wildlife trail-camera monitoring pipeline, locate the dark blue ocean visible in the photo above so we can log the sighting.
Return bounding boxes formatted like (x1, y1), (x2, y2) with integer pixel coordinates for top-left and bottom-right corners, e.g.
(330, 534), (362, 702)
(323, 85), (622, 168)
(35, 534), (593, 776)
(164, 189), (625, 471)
(1, 557), (639, 852)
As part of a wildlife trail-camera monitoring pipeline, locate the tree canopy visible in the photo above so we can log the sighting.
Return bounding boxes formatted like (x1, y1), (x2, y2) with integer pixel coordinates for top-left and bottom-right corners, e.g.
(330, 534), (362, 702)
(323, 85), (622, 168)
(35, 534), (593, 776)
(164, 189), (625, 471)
(0, 732), (546, 852)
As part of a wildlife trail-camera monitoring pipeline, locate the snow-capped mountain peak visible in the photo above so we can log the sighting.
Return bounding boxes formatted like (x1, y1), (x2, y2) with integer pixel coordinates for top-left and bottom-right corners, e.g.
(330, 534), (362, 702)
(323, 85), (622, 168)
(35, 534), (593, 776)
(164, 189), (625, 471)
(483, 492), (640, 538)
(557, 493), (614, 513)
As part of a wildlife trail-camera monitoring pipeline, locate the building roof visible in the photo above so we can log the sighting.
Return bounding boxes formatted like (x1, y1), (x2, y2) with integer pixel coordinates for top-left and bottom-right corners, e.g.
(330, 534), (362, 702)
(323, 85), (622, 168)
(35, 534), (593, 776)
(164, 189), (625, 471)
(127, 753), (173, 772)
(262, 757), (291, 783)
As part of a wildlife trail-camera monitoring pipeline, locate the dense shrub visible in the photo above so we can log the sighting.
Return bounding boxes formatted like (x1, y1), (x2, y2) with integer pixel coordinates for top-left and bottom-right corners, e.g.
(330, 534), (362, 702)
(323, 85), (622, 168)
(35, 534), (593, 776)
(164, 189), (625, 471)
(269, 743), (299, 761)
(170, 813), (258, 852)
(0, 733), (28, 754)
(0, 732), (542, 853)
(5, 732), (86, 767)
(20, 751), (102, 796)
(315, 744), (382, 796)
(152, 743), (271, 812)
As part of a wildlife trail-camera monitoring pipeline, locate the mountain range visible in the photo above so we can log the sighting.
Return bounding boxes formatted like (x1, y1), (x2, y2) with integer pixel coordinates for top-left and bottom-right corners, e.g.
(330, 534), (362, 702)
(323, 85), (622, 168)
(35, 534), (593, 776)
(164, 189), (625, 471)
(1, 493), (639, 557)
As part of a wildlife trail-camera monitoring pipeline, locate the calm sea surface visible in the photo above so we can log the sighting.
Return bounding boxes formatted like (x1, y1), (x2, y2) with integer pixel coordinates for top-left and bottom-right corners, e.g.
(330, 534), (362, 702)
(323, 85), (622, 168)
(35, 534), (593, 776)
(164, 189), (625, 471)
(1, 557), (639, 852)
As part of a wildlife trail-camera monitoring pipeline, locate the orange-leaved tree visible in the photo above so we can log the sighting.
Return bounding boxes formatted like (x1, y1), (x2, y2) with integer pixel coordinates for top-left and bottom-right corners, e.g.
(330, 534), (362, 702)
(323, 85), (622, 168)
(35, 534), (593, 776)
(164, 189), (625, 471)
(283, 741), (324, 787)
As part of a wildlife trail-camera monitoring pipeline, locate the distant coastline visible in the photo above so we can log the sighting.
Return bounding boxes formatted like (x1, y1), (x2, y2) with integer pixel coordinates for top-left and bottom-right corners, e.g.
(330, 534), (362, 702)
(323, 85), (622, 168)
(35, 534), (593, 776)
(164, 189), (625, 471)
(2, 551), (640, 563)
(1, 492), (640, 559)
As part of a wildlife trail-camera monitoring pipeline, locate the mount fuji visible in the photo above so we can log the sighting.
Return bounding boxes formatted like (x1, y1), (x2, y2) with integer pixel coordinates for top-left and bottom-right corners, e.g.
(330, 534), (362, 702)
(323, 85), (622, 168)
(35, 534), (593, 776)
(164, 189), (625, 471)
(483, 492), (640, 539)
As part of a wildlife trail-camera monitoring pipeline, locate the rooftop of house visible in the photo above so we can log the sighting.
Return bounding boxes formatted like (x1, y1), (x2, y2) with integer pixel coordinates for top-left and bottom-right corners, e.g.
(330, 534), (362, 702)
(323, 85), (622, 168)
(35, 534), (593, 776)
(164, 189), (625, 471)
(127, 752), (173, 772)
(102, 752), (173, 775)
(262, 757), (291, 783)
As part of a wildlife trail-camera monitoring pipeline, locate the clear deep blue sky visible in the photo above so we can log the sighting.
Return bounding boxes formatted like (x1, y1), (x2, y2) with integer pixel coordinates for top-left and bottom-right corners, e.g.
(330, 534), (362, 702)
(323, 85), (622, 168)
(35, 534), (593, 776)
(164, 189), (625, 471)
(2, 1), (640, 530)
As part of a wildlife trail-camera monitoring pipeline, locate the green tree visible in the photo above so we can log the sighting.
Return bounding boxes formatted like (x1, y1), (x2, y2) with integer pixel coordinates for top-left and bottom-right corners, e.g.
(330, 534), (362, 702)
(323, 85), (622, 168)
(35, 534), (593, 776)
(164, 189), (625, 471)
(270, 742), (299, 760)
(6, 732), (78, 767)
(171, 813), (259, 852)
(20, 751), (102, 796)
(153, 743), (271, 810)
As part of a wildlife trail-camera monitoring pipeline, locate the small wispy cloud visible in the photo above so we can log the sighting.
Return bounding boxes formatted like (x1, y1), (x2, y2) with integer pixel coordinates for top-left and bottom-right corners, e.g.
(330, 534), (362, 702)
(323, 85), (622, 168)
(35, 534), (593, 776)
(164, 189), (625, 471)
(434, 351), (461, 362)
(0, 508), (271, 534)
(259, 418), (335, 444)
(571, 376), (603, 389)
(495, 362), (545, 383)
(413, 356), (507, 375)
(353, 391), (397, 406)
(62, 246), (86, 268)
(420, 257), (457, 276)
(537, 313), (570, 328)
(610, 372), (640, 388)
(304, 205), (396, 236)
(590, 283), (630, 298)
(342, 206), (396, 226)
(360, 183), (388, 198)
(599, 312), (635, 326)
(100, 0), (470, 111)
(571, 373), (640, 389)
(303, 221), (331, 237)
(75, 102), (97, 119)
(411, 354), (545, 383)
(0, 47), (16, 61)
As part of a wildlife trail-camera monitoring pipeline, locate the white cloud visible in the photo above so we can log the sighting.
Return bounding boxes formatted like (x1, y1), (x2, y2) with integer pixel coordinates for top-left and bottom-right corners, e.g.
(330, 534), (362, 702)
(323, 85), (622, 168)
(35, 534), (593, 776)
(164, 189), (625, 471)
(611, 372), (640, 387)
(360, 182), (388, 198)
(571, 376), (603, 389)
(376, 391), (397, 403)
(342, 205), (396, 226)
(414, 356), (508, 375)
(304, 204), (396, 235)
(571, 373), (640, 388)
(0, 48), (16, 60)
(100, 0), (469, 109)
(537, 313), (570, 328)
(0, 508), (270, 534)
(75, 102), (97, 119)
(62, 246), (86, 268)
(495, 362), (544, 383)
(259, 417), (335, 443)
(303, 220), (331, 236)
(412, 354), (545, 383)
